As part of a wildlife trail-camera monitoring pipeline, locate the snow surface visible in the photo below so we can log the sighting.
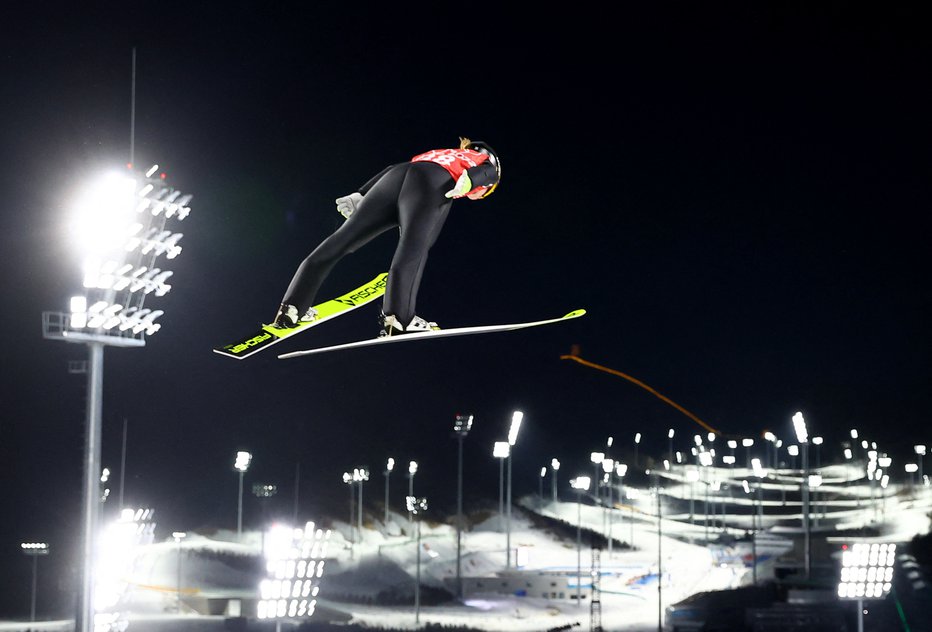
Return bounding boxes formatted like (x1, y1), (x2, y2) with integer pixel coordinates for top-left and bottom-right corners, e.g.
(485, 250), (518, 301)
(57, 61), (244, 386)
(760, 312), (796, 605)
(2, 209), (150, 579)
(4, 464), (931, 632)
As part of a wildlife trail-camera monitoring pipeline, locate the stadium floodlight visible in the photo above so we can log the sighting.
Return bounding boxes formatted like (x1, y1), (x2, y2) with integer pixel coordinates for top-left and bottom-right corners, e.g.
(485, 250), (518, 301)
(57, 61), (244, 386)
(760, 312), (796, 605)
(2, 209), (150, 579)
(838, 542), (897, 631)
(792, 412), (808, 444)
(570, 476), (591, 606)
(407, 461), (418, 524)
(353, 467), (369, 539)
(21, 543), (49, 622)
(453, 414), (473, 599)
(234, 451), (252, 539)
(405, 496), (428, 624)
(258, 522), (332, 621)
(41, 165), (195, 632)
(504, 411), (524, 569)
(551, 458), (561, 503)
(507, 411), (523, 446)
(914, 445), (927, 485)
(539, 466), (547, 507)
(383, 458), (394, 526)
(751, 458), (764, 478)
(95, 507), (156, 619)
(342, 473), (356, 548)
(791, 412), (813, 580)
(589, 451), (605, 514)
(455, 413), (474, 435)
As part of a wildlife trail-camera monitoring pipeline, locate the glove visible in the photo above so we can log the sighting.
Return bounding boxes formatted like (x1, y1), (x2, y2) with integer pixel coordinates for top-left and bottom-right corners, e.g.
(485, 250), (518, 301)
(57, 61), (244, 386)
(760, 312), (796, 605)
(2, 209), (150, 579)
(444, 172), (472, 199)
(336, 192), (364, 219)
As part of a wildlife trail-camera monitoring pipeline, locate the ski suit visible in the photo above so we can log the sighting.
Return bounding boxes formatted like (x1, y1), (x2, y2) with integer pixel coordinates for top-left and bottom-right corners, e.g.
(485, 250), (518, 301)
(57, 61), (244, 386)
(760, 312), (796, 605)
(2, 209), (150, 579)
(280, 148), (499, 325)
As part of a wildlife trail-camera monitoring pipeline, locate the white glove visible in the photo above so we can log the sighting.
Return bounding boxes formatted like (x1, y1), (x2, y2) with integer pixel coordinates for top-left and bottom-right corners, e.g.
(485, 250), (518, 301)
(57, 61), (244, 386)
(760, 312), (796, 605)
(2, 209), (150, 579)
(444, 172), (472, 199)
(336, 192), (364, 219)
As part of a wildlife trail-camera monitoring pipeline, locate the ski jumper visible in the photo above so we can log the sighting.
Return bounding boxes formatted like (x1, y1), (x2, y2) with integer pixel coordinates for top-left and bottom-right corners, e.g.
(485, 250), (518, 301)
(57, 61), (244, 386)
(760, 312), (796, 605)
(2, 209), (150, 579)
(281, 148), (499, 325)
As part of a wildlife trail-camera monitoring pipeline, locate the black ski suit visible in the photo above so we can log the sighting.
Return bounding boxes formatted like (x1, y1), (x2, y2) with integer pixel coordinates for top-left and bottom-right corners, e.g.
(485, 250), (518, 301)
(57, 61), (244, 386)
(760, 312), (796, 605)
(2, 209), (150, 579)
(281, 152), (498, 325)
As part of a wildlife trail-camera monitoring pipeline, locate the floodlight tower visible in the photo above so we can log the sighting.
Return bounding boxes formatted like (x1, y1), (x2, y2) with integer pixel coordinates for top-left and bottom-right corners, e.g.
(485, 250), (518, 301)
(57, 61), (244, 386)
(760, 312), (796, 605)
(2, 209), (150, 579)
(570, 476), (591, 606)
(493, 441), (509, 534)
(915, 445), (927, 484)
(453, 413), (473, 600)
(234, 451), (252, 539)
(505, 410), (523, 569)
(383, 457), (394, 525)
(342, 472), (356, 551)
(406, 495), (429, 625)
(551, 458), (561, 503)
(407, 461), (418, 525)
(21, 542), (49, 622)
(353, 467), (369, 539)
(792, 411), (811, 580)
(41, 165), (192, 632)
(838, 542), (897, 632)
(602, 457), (615, 554)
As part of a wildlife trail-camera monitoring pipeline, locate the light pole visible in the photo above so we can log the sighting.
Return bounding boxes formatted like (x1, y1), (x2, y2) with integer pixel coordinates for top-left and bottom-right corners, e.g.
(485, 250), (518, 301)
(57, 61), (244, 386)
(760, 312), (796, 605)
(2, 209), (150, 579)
(234, 451), (252, 540)
(915, 445), (926, 484)
(906, 463), (919, 493)
(493, 442), (509, 533)
(652, 469), (663, 632)
(342, 472), (356, 553)
(615, 462), (631, 547)
(590, 451), (605, 506)
(602, 457), (614, 554)
(453, 413), (473, 600)
(551, 458), (561, 503)
(570, 476), (591, 607)
(539, 467), (547, 508)
(505, 411), (523, 569)
(354, 467), (369, 539)
(763, 432), (777, 469)
(792, 411), (811, 580)
(668, 429), (675, 466)
(172, 532), (186, 613)
(406, 495), (428, 625)
(384, 457), (394, 525)
(634, 433), (642, 467)
(742, 438), (754, 469)
(407, 461), (418, 526)
(21, 542), (49, 622)
(41, 166), (193, 632)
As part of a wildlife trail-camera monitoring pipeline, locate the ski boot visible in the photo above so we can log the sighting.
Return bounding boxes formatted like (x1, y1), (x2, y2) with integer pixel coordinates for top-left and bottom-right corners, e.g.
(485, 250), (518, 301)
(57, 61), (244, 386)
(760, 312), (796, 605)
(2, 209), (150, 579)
(272, 303), (318, 329)
(380, 313), (440, 337)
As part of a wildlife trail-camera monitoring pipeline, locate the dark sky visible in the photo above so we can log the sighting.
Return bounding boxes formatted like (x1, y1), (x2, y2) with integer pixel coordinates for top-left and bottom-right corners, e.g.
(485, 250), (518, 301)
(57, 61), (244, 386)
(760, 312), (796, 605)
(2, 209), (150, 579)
(1, 3), (930, 617)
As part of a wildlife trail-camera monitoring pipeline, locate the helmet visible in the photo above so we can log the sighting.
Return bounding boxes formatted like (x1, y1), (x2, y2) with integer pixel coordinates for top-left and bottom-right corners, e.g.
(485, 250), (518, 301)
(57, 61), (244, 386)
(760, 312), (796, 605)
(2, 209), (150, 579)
(467, 141), (500, 176)
(466, 141), (501, 198)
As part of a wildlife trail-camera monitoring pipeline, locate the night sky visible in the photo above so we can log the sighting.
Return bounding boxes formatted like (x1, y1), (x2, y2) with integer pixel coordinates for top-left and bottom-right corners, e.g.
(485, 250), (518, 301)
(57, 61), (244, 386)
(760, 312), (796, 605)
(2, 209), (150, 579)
(1, 4), (930, 617)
